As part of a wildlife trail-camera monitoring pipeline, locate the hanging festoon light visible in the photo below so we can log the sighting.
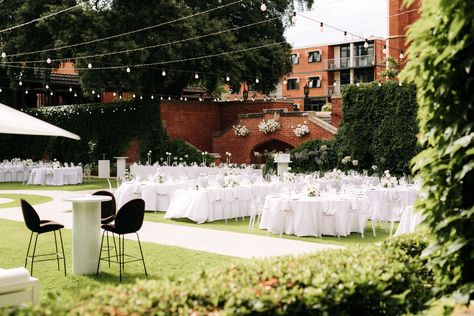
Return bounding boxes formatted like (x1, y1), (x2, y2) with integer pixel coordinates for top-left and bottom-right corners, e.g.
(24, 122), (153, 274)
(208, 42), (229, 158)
(151, 95), (155, 100)
(50, 91), (54, 96)
(112, 92), (117, 97)
(283, 78), (287, 85)
(199, 97), (202, 102)
(162, 69), (166, 77)
(364, 39), (369, 49)
(255, 78), (260, 84)
(92, 89), (95, 95)
(74, 93), (78, 97)
(226, 75), (230, 82)
(140, 96), (143, 100)
(0, 88), (2, 93)
(46, 58), (52, 64)
(133, 93), (136, 98)
(18, 80), (23, 86)
(87, 63), (92, 69)
(25, 90), (28, 94)
(168, 96), (171, 100)
(260, 2), (267, 11)
(344, 31), (347, 39)
(126, 67), (131, 73)
(1, 52), (6, 58)
(160, 96), (163, 100)
(194, 73), (199, 79)
(378, 82), (382, 86)
(399, 50), (404, 59)
(383, 45), (387, 54)
(333, 80), (337, 87)
(45, 84), (49, 89)
(97, 94), (100, 98)
(320, 22), (324, 32)
(69, 87), (73, 92)
(184, 97), (188, 101)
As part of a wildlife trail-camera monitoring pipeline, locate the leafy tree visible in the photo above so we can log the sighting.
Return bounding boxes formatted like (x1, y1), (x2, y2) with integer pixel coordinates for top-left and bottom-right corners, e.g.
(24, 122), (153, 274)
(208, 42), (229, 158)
(378, 56), (401, 80)
(1, 0), (314, 98)
(401, 0), (474, 307)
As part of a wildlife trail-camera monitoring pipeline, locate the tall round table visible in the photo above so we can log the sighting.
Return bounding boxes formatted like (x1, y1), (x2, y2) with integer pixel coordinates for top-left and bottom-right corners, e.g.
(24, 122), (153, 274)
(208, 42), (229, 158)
(63, 195), (112, 274)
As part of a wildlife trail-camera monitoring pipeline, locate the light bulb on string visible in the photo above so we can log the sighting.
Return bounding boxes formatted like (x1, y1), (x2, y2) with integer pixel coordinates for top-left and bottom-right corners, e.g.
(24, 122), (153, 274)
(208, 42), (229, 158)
(50, 91), (54, 96)
(0, 88), (2, 93)
(74, 93), (77, 97)
(199, 97), (202, 102)
(112, 92), (117, 97)
(320, 22), (324, 32)
(25, 90), (28, 95)
(140, 96), (143, 100)
(1, 52), (6, 58)
(119, 95), (122, 99)
(126, 67), (131, 73)
(69, 87), (72, 92)
(87, 63), (92, 69)
(364, 40), (369, 49)
(184, 97), (187, 101)
(162, 70), (166, 76)
(378, 82), (382, 86)
(356, 82), (360, 87)
(292, 11), (297, 25)
(168, 96), (171, 100)
(399, 82), (403, 86)
(260, 2), (267, 11)
(133, 94), (136, 98)
(151, 95), (154, 100)
(383, 45), (387, 54)
(399, 50), (404, 59)
(226, 75), (230, 82)
(160, 96), (163, 100)
(283, 78), (287, 85)
(97, 94), (100, 98)
(333, 80), (337, 87)
(344, 31), (347, 39)
(194, 73), (199, 79)
(45, 84), (49, 89)
(255, 78), (260, 84)
(92, 90), (95, 95)
(18, 80), (22, 86)
(46, 58), (51, 64)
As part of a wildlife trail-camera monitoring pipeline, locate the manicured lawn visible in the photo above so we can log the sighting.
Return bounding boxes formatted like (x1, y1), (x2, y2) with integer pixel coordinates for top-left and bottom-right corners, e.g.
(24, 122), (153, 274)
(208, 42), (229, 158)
(0, 218), (240, 302)
(145, 212), (396, 246)
(0, 193), (53, 209)
(0, 178), (116, 191)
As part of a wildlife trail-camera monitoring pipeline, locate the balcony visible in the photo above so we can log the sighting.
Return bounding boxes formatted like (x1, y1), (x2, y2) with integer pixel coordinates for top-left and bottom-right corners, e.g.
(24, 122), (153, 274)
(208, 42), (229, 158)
(324, 55), (375, 71)
(327, 84), (350, 96)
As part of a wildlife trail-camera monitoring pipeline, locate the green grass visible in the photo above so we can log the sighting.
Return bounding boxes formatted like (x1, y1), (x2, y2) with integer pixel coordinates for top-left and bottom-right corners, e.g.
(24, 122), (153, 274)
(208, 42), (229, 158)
(0, 193), (53, 209)
(0, 218), (240, 302)
(145, 212), (396, 246)
(0, 178), (116, 191)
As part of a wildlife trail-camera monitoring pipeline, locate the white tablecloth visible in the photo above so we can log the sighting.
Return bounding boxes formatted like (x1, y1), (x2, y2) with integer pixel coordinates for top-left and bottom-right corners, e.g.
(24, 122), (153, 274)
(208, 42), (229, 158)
(130, 165), (262, 180)
(0, 164), (26, 182)
(364, 187), (418, 221)
(259, 193), (369, 237)
(27, 167), (83, 186)
(395, 206), (424, 236)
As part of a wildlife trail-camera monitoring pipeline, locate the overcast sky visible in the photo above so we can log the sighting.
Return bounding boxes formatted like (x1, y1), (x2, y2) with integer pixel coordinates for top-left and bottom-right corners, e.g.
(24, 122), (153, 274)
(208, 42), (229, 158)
(285, 0), (388, 48)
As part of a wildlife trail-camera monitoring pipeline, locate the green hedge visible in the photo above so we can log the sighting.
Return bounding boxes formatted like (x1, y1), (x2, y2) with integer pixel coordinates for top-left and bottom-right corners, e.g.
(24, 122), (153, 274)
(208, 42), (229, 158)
(289, 139), (337, 173)
(336, 81), (419, 175)
(10, 234), (435, 315)
(0, 101), (204, 165)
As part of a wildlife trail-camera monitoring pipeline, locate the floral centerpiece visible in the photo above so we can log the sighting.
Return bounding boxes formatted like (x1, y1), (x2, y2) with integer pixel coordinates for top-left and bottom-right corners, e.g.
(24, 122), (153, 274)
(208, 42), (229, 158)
(123, 168), (133, 182)
(153, 169), (166, 183)
(223, 176), (239, 188)
(293, 123), (310, 137)
(303, 184), (320, 197)
(258, 118), (280, 134)
(233, 124), (249, 137)
(381, 170), (398, 188)
(52, 159), (61, 169)
(283, 172), (297, 182)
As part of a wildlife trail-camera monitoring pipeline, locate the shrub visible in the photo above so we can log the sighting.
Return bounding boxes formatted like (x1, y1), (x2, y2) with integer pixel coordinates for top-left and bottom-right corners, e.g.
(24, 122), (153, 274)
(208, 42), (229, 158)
(401, 0), (474, 304)
(9, 234), (435, 315)
(289, 139), (337, 173)
(336, 81), (419, 175)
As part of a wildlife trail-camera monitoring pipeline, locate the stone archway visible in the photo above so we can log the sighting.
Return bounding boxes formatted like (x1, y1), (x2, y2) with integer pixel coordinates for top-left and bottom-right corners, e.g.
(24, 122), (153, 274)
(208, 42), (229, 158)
(251, 139), (294, 164)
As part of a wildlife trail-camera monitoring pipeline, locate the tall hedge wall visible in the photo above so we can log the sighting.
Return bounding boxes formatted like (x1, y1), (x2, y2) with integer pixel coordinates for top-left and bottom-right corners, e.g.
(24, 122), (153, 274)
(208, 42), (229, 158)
(336, 81), (419, 175)
(0, 101), (203, 164)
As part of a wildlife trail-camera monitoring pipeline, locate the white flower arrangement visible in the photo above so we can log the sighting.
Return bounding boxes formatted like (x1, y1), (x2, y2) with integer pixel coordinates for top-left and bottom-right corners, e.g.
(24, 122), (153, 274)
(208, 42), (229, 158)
(372, 165), (378, 171)
(223, 176), (239, 188)
(352, 160), (359, 166)
(341, 156), (352, 165)
(293, 123), (310, 137)
(283, 172), (297, 182)
(381, 170), (398, 188)
(123, 169), (133, 182)
(303, 184), (320, 197)
(52, 159), (61, 169)
(233, 124), (249, 137)
(258, 118), (280, 134)
(153, 169), (166, 183)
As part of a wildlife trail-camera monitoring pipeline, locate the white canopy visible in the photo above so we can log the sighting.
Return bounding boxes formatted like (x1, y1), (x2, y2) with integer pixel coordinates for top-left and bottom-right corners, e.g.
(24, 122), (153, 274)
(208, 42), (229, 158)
(0, 102), (80, 140)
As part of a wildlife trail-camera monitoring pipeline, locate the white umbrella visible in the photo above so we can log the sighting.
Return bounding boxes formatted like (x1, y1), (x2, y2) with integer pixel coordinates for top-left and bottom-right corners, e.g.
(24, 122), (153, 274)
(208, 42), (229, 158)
(0, 102), (80, 140)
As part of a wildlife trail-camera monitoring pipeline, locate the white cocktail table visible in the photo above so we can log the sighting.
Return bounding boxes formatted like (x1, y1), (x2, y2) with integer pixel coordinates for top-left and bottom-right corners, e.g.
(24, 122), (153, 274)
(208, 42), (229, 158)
(63, 195), (112, 274)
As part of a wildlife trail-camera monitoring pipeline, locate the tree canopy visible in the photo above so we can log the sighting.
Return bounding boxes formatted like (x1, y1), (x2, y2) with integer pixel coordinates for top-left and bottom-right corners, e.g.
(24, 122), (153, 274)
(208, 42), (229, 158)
(0, 0), (314, 98)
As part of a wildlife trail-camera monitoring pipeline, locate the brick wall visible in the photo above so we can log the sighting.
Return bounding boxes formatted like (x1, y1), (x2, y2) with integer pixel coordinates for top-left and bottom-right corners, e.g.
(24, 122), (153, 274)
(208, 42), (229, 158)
(213, 110), (335, 164)
(331, 97), (343, 127)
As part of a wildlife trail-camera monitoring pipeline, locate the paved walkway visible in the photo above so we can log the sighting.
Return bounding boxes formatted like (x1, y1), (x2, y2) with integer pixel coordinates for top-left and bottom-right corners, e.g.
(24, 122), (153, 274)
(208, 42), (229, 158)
(0, 190), (342, 259)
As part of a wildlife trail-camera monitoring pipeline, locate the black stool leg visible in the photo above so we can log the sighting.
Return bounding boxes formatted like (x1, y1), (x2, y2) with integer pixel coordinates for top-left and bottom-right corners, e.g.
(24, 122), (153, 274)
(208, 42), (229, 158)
(53, 230), (60, 271)
(112, 233), (118, 263)
(30, 234), (39, 276)
(118, 235), (122, 282)
(106, 231), (111, 267)
(24, 231), (33, 268)
(59, 230), (66, 276)
(136, 233), (148, 277)
(96, 230), (105, 276)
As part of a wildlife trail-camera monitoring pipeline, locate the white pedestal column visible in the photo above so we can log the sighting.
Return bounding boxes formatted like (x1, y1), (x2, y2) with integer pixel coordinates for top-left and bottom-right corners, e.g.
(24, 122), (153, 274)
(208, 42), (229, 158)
(274, 153), (292, 176)
(114, 157), (128, 179)
(98, 160), (110, 178)
(64, 196), (112, 275)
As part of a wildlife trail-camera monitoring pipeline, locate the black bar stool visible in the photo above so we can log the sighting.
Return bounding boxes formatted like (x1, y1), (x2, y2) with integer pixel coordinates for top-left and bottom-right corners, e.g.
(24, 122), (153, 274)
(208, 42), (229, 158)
(20, 199), (67, 276)
(96, 199), (147, 282)
(93, 190), (117, 267)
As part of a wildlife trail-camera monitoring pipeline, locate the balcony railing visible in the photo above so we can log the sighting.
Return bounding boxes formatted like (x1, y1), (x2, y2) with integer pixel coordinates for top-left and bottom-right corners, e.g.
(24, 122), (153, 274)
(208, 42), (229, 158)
(324, 55), (375, 70)
(328, 84), (350, 96)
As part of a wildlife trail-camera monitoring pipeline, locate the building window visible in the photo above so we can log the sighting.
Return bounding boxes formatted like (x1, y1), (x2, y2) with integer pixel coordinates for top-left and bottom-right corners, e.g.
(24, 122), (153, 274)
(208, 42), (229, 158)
(355, 68), (374, 83)
(354, 41), (374, 56)
(308, 51), (321, 63)
(290, 53), (299, 64)
(308, 76), (321, 88)
(340, 70), (351, 85)
(340, 45), (350, 68)
(287, 78), (299, 90)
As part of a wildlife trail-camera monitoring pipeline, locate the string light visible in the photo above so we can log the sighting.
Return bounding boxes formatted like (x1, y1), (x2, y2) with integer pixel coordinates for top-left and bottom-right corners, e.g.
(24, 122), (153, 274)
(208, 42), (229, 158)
(92, 90), (95, 94)
(69, 87), (73, 92)
(399, 50), (404, 59)
(320, 22), (324, 32)
(18, 81), (22, 86)
(50, 91), (54, 96)
(383, 45), (387, 54)
(45, 84), (49, 89)
(364, 39), (369, 48)
(87, 63), (92, 69)
(133, 94), (136, 98)
(46, 58), (51, 64)
(112, 92), (117, 97)
(260, 2), (267, 11)
(97, 94), (100, 98)
(356, 82), (360, 87)
(74, 92), (77, 97)
(378, 82), (382, 86)
(226, 75), (230, 82)
(140, 96), (143, 100)
(333, 80), (337, 87)
(162, 69), (166, 76)
(344, 31), (347, 39)
(292, 11), (297, 24)
(255, 78), (260, 84)
(1, 52), (6, 58)
(168, 96), (171, 100)
(126, 67), (131, 73)
(0, 88), (2, 92)
(160, 96), (163, 100)
(151, 95), (154, 99)
(25, 90), (28, 94)
(283, 78), (287, 85)
(194, 73), (199, 79)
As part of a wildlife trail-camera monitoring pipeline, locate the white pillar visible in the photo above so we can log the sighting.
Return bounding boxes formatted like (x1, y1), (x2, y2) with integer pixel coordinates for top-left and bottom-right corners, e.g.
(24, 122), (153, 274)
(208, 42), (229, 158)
(114, 157), (128, 179)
